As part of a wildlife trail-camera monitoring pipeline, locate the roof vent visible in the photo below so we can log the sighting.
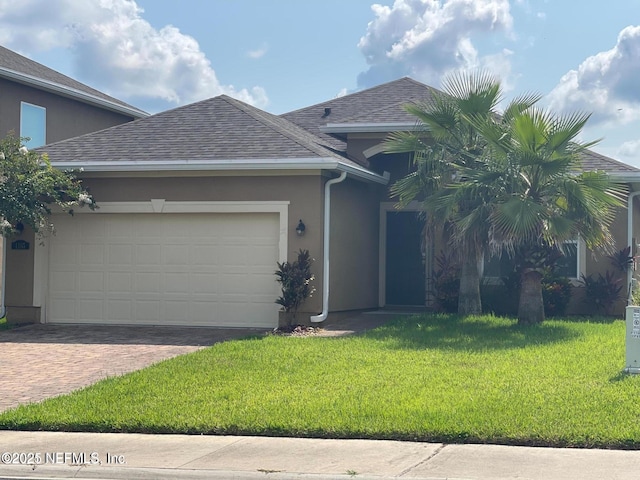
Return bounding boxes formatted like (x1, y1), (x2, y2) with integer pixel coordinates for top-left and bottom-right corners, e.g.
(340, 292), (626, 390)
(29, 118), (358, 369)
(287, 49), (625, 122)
(322, 107), (331, 118)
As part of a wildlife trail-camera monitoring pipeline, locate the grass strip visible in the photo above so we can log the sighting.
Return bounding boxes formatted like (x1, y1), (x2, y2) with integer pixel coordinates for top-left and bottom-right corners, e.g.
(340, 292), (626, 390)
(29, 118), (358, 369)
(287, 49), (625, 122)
(1, 314), (639, 448)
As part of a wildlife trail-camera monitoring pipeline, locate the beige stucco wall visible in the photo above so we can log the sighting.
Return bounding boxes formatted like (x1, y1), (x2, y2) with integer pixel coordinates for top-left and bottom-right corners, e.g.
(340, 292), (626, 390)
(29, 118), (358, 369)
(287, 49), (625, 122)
(5, 227), (35, 307)
(328, 177), (384, 311)
(563, 196), (631, 316)
(0, 78), (136, 143)
(6, 174), (327, 315)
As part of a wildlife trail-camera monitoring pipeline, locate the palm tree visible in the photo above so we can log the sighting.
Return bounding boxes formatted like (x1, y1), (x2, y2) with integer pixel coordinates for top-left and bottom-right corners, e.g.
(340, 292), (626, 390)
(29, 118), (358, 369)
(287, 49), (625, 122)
(457, 108), (626, 324)
(385, 72), (540, 315)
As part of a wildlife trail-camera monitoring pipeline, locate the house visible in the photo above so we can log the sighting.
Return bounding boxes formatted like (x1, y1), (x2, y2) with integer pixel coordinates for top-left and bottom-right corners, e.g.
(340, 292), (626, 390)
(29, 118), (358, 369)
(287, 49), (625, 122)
(0, 45), (148, 323)
(7, 77), (640, 327)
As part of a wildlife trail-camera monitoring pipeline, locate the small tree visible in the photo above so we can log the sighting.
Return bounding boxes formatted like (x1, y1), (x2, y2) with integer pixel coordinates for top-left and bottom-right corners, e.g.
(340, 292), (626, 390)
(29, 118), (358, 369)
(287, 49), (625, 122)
(0, 134), (95, 236)
(275, 249), (315, 326)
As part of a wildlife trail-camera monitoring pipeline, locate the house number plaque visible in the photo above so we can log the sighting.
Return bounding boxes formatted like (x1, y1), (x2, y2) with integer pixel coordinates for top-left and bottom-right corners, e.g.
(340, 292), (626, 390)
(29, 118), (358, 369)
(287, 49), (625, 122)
(11, 239), (30, 250)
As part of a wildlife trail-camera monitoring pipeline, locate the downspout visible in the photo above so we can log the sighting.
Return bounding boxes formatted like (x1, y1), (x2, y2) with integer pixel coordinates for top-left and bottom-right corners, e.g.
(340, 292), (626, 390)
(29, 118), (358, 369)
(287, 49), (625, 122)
(310, 170), (348, 323)
(628, 191), (640, 304)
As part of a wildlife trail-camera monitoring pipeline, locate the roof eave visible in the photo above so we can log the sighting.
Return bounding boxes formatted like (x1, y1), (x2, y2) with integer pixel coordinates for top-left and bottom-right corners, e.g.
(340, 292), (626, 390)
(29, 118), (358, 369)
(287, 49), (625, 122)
(319, 122), (416, 134)
(50, 157), (390, 185)
(608, 172), (640, 183)
(0, 67), (149, 119)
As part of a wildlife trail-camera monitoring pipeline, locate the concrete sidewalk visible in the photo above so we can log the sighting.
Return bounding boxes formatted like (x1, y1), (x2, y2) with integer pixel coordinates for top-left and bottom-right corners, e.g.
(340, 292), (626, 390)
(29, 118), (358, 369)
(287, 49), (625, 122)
(0, 431), (639, 480)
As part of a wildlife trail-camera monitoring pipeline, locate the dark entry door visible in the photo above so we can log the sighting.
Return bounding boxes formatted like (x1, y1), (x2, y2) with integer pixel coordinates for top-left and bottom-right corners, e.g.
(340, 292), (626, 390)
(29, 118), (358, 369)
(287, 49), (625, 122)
(385, 211), (426, 306)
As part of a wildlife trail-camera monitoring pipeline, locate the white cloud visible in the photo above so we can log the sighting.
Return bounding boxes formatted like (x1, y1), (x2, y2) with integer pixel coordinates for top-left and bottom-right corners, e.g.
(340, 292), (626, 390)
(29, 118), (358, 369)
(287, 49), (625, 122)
(547, 25), (640, 125)
(335, 87), (348, 98)
(247, 43), (268, 59)
(357, 0), (513, 88)
(618, 138), (640, 158)
(0, 0), (268, 111)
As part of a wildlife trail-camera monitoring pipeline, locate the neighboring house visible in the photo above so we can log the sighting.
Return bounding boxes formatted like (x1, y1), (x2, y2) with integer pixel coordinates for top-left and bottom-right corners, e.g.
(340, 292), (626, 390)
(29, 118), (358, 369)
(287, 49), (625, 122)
(0, 45), (148, 322)
(8, 77), (640, 327)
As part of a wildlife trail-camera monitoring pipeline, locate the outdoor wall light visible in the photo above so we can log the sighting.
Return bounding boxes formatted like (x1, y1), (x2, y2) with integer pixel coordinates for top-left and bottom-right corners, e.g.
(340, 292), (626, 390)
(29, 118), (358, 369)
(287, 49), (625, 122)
(296, 219), (306, 236)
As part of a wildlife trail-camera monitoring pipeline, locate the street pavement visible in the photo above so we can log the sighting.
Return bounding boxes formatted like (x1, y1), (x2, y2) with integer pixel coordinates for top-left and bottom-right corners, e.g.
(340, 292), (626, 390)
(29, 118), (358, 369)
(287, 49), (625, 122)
(0, 431), (640, 480)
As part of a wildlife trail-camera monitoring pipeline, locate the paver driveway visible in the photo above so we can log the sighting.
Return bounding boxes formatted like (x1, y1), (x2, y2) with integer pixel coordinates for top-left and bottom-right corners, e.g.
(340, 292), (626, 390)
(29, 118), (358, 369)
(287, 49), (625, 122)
(0, 324), (267, 412)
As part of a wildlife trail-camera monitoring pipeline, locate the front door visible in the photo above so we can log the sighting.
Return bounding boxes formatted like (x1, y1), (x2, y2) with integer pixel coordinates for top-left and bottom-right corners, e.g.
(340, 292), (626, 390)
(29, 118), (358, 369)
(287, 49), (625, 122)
(385, 211), (426, 306)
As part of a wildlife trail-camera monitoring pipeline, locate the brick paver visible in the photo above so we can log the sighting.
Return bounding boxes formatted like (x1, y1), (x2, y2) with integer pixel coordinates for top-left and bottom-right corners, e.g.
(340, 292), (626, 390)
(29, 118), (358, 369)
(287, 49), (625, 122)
(0, 324), (267, 412)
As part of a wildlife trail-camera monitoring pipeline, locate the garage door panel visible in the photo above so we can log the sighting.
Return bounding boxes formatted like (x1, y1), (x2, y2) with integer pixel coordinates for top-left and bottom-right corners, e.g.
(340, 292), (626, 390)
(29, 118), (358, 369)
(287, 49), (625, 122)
(135, 301), (160, 321)
(108, 245), (133, 264)
(108, 272), (132, 293)
(77, 299), (104, 322)
(48, 212), (280, 327)
(107, 300), (133, 322)
(50, 244), (78, 266)
(77, 272), (104, 293)
(136, 245), (162, 265)
(163, 273), (190, 293)
(49, 299), (75, 322)
(50, 271), (76, 292)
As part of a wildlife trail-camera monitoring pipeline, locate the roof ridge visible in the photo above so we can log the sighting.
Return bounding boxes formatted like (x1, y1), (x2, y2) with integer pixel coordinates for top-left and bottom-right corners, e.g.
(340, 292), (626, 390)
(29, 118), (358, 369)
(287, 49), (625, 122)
(282, 77), (434, 116)
(220, 95), (342, 159)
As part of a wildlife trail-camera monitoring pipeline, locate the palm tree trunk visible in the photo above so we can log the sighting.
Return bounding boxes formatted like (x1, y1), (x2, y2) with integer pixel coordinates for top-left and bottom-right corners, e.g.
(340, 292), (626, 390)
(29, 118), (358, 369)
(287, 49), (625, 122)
(458, 243), (482, 315)
(518, 269), (545, 325)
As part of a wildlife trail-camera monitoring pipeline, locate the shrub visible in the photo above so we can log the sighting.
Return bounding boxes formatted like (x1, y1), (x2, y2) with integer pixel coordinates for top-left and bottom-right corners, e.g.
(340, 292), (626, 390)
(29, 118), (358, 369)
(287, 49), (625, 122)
(275, 249), (316, 326)
(482, 264), (572, 317)
(579, 271), (623, 315)
(541, 271), (572, 317)
(432, 250), (459, 313)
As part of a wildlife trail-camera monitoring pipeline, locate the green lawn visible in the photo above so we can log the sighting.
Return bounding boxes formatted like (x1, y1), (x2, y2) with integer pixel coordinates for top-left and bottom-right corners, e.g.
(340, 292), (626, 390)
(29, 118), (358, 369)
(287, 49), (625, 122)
(2, 314), (640, 448)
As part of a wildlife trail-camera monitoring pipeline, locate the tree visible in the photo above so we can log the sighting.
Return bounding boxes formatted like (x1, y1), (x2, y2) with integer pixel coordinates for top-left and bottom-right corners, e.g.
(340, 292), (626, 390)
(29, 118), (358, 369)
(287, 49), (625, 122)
(0, 134), (95, 236)
(457, 108), (625, 324)
(385, 72), (540, 315)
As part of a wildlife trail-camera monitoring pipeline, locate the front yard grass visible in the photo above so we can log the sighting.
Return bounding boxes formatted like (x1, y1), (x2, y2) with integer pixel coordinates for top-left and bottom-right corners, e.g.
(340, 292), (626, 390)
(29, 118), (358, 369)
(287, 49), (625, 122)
(1, 314), (640, 448)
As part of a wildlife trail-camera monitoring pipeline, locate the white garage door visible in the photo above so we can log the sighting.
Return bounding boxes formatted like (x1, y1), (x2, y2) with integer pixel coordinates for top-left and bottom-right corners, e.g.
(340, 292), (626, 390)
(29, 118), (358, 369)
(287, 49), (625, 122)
(47, 212), (280, 327)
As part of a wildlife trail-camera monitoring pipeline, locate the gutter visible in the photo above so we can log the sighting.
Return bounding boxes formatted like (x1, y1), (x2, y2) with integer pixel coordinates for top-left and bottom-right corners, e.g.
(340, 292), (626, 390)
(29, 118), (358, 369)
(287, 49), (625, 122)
(628, 191), (640, 304)
(310, 171), (348, 323)
(49, 158), (390, 185)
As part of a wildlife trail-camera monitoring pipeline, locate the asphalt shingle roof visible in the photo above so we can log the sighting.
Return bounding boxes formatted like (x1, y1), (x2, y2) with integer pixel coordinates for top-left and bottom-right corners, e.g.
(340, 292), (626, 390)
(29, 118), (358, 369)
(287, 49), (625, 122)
(580, 149), (639, 173)
(39, 95), (357, 167)
(37, 73), (638, 177)
(0, 45), (146, 117)
(281, 77), (439, 150)
(282, 76), (638, 175)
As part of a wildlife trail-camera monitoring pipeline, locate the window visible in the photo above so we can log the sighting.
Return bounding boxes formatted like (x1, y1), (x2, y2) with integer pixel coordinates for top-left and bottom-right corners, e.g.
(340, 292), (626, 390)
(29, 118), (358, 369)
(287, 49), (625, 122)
(483, 240), (581, 280)
(20, 102), (46, 148)
(555, 241), (578, 278)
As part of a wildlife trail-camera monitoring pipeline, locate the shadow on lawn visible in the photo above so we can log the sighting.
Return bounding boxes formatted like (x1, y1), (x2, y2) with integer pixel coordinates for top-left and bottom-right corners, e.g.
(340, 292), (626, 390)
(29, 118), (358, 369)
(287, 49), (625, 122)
(363, 314), (579, 351)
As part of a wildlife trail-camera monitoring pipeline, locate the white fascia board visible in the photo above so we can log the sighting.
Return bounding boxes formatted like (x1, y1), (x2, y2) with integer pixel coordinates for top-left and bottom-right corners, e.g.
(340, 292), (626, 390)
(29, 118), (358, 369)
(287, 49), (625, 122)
(608, 173), (640, 183)
(336, 162), (390, 185)
(0, 67), (149, 119)
(51, 157), (390, 184)
(319, 122), (416, 134)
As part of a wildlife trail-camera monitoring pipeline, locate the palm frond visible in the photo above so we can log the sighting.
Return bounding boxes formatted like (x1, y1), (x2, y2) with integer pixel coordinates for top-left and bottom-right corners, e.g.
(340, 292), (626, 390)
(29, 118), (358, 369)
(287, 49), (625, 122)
(490, 196), (547, 242)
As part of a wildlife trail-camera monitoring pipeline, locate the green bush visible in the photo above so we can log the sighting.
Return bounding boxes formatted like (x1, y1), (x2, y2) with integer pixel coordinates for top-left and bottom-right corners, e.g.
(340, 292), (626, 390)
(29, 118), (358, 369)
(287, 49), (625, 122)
(275, 249), (315, 325)
(579, 271), (622, 315)
(432, 250), (459, 313)
(482, 268), (572, 317)
(541, 272), (572, 317)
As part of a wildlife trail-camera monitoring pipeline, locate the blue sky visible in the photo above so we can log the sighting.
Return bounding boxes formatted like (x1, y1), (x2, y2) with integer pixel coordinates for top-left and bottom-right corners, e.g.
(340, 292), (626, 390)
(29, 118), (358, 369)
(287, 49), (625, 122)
(1, 0), (640, 166)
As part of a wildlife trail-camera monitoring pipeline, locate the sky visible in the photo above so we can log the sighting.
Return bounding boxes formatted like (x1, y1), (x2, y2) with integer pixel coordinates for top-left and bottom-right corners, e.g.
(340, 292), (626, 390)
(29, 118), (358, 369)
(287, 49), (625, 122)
(0, 0), (639, 167)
